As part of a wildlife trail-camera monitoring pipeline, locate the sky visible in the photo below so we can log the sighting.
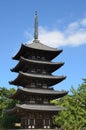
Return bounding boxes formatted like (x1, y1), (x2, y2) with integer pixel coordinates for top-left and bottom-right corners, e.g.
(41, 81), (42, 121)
(0, 0), (86, 92)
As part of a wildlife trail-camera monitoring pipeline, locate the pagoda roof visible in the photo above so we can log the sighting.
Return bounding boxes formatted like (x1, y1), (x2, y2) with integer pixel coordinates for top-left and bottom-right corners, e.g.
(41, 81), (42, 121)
(13, 40), (63, 60)
(9, 71), (66, 87)
(11, 56), (64, 73)
(26, 40), (59, 51)
(10, 87), (68, 100)
(6, 104), (65, 113)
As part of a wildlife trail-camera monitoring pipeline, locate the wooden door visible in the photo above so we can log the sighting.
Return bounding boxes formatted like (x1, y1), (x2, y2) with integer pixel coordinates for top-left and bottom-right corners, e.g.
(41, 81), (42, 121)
(35, 118), (43, 129)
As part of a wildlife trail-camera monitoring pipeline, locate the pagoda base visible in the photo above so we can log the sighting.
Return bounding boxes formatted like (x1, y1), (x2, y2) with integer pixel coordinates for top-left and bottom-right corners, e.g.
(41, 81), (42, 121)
(8, 129), (56, 130)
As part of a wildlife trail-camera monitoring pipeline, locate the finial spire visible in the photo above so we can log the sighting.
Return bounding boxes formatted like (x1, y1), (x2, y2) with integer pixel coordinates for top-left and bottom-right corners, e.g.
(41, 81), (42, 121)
(34, 11), (38, 39)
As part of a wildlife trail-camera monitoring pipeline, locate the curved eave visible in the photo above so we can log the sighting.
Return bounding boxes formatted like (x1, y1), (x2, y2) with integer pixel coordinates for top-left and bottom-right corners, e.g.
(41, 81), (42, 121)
(16, 104), (64, 112)
(13, 43), (63, 60)
(12, 44), (25, 60)
(9, 72), (66, 87)
(6, 104), (65, 114)
(10, 87), (68, 100)
(11, 56), (64, 73)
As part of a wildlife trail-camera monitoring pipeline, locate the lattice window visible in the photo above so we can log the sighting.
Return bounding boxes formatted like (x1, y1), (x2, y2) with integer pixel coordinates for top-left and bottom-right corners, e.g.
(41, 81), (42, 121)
(36, 96), (43, 104)
(42, 69), (46, 74)
(43, 98), (49, 104)
(32, 55), (35, 59)
(37, 68), (41, 73)
(36, 82), (42, 88)
(41, 56), (46, 61)
(31, 82), (35, 88)
(31, 68), (35, 73)
(42, 83), (47, 88)
(37, 55), (41, 59)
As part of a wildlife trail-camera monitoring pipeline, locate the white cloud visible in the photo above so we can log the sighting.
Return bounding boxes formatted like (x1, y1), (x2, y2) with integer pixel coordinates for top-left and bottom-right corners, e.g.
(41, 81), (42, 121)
(80, 18), (86, 26)
(25, 18), (86, 48)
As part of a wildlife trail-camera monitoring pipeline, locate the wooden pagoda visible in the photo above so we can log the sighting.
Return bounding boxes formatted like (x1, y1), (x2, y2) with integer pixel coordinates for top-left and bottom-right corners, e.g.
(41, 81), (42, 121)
(7, 12), (68, 129)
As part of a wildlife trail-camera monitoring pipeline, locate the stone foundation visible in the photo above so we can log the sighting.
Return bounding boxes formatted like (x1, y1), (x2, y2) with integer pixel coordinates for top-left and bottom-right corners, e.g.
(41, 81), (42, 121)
(8, 129), (56, 130)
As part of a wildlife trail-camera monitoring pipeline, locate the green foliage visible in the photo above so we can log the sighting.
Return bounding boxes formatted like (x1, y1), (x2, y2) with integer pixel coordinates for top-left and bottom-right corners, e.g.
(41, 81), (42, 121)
(53, 79), (86, 130)
(0, 87), (18, 129)
(0, 87), (15, 116)
(0, 114), (19, 129)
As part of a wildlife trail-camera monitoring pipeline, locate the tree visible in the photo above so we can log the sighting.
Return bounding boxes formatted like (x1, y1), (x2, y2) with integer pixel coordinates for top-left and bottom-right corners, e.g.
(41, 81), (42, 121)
(0, 87), (18, 129)
(52, 79), (86, 130)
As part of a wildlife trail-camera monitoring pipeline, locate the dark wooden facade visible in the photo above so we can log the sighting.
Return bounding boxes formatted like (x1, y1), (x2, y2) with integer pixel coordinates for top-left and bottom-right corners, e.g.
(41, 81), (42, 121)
(7, 13), (68, 129)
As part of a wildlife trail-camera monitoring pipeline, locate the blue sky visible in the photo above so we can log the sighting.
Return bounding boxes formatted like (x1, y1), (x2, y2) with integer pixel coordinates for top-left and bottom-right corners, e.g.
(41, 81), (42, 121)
(0, 0), (86, 92)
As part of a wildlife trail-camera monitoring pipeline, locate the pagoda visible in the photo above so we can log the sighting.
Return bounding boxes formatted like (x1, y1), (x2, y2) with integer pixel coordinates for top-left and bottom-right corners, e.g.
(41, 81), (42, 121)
(7, 12), (68, 129)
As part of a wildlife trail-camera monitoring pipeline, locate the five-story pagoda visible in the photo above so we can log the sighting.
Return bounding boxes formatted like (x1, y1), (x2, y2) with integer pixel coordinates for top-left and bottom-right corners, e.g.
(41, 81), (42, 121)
(7, 12), (68, 129)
